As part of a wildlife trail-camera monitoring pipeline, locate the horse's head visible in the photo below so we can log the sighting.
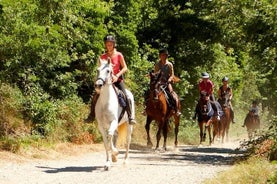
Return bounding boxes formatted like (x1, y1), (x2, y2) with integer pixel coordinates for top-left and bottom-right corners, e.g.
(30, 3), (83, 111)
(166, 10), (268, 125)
(221, 97), (229, 108)
(95, 58), (113, 92)
(200, 91), (210, 104)
(199, 91), (210, 114)
(149, 70), (162, 90)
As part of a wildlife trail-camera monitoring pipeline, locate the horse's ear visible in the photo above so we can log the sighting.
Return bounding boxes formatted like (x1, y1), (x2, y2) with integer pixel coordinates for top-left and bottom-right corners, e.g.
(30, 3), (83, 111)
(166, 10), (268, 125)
(98, 58), (103, 66)
(107, 57), (111, 64)
(173, 75), (181, 83)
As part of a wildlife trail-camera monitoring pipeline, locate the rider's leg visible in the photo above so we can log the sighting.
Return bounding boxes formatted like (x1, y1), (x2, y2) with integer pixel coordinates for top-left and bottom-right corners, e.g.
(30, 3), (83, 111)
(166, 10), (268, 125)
(116, 81), (136, 124)
(142, 89), (150, 116)
(210, 94), (220, 120)
(84, 92), (99, 123)
(168, 84), (181, 116)
(229, 102), (235, 123)
(171, 91), (181, 116)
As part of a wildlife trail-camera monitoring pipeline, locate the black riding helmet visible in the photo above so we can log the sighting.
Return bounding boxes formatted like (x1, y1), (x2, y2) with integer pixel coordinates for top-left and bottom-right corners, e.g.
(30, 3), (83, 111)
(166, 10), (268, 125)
(159, 48), (169, 55)
(222, 76), (229, 82)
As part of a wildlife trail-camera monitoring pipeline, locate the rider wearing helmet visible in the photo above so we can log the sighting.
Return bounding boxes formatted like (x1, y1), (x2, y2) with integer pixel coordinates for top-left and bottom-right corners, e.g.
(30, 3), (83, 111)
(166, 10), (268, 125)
(242, 100), (260, 127)
(84, 35), (136, 124)
(218, 76), (235, 123)
(196, 72), (220, 120)
(153, 48), (181, 116)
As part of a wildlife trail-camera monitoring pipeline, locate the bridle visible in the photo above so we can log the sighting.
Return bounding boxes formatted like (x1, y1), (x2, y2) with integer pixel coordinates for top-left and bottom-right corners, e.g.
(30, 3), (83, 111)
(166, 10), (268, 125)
(95, 58), (113, 89)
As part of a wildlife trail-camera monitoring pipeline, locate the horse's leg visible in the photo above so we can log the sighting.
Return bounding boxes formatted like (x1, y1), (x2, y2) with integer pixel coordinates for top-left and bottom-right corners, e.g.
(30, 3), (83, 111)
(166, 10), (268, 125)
(203, 123), (207, 142)
(207, 121), (212, 145)
(108, 119), (119, 163)
(145, 116), (153, 147)
(173, 115), (180, 147)
(98, 124), (111, 171)
(111, 131), (119, 163)
(198, 122), (204, 144)
(225, 110), (231, 142)
(212, 120), (217, 144)
(124, 123), (133, 164)
(220, 119), (225, 143)
(162, 121), (169, 151)
(155, 123), (163, 150)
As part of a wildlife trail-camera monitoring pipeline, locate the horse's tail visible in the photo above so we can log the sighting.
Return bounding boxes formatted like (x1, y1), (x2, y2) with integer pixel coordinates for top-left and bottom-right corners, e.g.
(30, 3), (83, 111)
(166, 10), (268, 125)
(117, 122), (128, 147)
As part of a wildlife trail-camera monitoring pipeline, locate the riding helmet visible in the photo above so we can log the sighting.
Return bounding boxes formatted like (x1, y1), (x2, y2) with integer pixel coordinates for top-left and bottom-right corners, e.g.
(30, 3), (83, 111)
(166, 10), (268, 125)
(159, 48), (169, 55)
(222, 76), (229, 82)
(104, 35), (116, 43)
(201, 72), (210, 79)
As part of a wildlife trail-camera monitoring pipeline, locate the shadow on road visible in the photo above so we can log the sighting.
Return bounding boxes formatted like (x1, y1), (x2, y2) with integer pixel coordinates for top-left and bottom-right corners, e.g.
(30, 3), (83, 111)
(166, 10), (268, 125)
(37, 165), (103, 173)
(129, 143), (245, 166)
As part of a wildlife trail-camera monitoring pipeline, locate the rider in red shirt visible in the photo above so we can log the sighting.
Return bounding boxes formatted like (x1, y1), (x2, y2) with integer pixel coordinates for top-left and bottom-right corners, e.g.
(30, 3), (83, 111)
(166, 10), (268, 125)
(194, 72), (220, 120)
(84, 35), (136, 124)
(198, 72), (215, 101)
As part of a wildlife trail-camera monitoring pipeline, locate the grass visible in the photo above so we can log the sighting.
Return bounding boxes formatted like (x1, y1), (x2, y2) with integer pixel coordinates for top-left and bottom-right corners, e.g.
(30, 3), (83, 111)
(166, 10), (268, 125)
(204, 157), (277, 184)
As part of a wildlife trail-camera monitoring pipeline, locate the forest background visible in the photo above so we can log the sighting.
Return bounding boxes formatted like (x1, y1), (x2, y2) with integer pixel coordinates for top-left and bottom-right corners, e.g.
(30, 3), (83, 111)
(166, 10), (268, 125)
(0, 0), (276, 153)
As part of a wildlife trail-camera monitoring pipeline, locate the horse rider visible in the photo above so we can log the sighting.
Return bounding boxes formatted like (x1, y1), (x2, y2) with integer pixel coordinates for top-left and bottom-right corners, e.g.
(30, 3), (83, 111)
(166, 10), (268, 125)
(196, 72), (220, 120)
(153, 48), (181, 116)
(242, 100), (260, 127)
(84, 35), (136, 124)
(217, 76), (235, 123)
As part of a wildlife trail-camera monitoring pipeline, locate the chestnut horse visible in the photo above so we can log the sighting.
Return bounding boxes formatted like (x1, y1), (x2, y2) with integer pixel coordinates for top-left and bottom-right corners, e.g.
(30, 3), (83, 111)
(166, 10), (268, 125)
(195, 93), (222, 145)
(145, 71), (181, 151)
(244, 110), (260, 139)
(218, 96), (232, 143)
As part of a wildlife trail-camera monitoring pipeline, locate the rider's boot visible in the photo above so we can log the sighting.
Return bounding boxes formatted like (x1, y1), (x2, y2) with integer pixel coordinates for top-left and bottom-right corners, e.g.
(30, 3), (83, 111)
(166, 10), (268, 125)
(126, 99), (136, 125)
(171, 91), (181, 116)
(84, 93), (99, 123)
(211, 101), (220, 120)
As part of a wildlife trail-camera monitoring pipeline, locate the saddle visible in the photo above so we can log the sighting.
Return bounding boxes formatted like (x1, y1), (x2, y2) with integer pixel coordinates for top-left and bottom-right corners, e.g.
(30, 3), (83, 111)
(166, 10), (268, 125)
(112, 85), (127, 108)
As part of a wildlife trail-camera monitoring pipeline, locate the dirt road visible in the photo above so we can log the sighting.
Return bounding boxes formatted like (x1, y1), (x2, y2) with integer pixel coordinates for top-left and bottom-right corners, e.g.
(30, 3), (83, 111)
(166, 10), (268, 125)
(0, 141), (244, 184)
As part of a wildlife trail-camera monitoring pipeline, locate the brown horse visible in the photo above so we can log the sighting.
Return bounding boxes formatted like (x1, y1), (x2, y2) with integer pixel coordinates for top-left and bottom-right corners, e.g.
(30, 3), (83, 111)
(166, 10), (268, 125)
(195, 93), (221, 145)
(244, 110), (260, 139)
(218, 97), (232, 143)
(145, 71), (181, 151)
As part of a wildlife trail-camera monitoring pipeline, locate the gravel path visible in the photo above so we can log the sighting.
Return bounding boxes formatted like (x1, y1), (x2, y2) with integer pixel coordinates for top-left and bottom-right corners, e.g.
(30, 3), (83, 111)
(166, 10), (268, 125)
(0, 141), (244, 184)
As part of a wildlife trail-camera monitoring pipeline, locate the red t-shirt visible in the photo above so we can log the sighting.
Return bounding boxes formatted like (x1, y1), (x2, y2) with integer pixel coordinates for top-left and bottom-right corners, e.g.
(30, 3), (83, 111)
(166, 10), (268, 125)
(100, 51), (123, 82)
(198, 79), (214, 95)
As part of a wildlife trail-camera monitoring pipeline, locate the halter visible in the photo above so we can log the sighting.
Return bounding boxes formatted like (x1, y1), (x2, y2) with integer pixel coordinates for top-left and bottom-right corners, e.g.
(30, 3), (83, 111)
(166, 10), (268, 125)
(199, 93), (212, 116)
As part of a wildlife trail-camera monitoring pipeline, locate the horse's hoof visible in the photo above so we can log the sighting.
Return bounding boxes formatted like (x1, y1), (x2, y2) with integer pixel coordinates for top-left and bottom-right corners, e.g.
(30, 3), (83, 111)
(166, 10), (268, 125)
(123, 159), (129, 165)
(104, 161), (111, 171)
(104, 165), (110, 171)
(147, 142), (153, 148)
(112, 154), (118, 162)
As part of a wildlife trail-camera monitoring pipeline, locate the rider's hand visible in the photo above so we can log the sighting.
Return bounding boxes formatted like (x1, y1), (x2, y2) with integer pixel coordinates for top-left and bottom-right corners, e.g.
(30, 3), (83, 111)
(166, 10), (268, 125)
(112, 75), (119, 83)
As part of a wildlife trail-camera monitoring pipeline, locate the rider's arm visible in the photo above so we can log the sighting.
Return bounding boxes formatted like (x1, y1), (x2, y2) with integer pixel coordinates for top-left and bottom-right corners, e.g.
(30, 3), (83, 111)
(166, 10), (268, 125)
(217, 88), (221, 99)
(229, 88), (233, 100)
(117, 54), (128, 78)
(167, 62), (174, 83)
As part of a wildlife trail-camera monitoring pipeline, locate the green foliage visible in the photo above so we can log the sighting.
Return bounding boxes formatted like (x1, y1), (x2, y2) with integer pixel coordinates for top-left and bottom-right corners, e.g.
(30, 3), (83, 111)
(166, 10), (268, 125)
(0, 83), (25, 137)
(0, 0), (276, 156)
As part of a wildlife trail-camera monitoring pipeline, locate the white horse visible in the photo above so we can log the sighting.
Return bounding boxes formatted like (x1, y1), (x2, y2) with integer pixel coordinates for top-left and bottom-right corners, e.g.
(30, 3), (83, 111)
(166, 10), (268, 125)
(94, 58), (134, 171)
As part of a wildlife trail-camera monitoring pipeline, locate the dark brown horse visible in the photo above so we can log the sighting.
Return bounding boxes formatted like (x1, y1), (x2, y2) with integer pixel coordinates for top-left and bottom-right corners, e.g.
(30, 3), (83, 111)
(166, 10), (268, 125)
(195, 93), (221, 145)
(218, 96), (232, 143)
(145, 71), (181, 151)
(244, 110), (260, 139)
